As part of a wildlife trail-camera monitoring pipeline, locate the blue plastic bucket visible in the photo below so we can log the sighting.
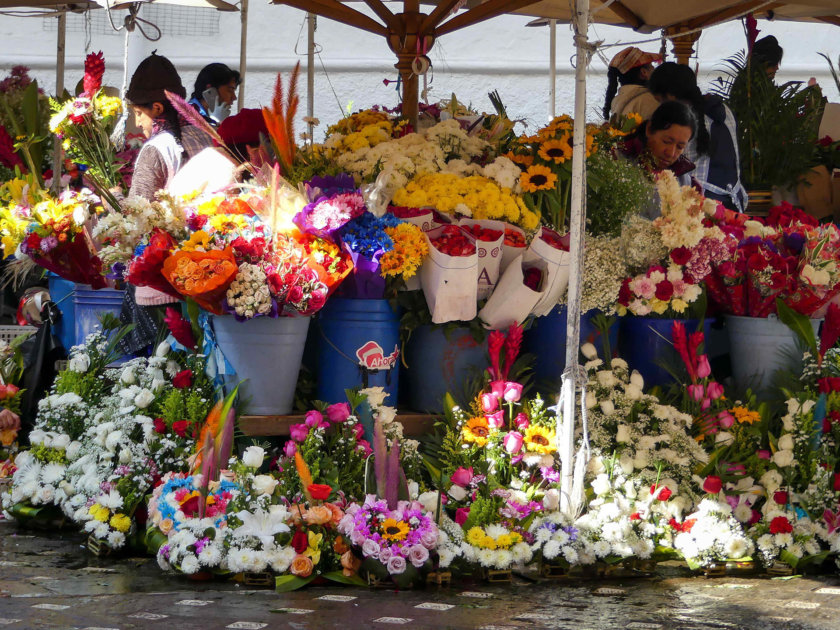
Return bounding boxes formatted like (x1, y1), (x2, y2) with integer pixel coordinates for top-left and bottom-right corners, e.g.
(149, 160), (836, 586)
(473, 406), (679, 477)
(73, 286), (125, 347)
(316, 298), (401, 405)
(402, 325), (488, 413)
(46, 274), (76, 351)
(619, 317), (711, 389)
(523, 306), (619, 395)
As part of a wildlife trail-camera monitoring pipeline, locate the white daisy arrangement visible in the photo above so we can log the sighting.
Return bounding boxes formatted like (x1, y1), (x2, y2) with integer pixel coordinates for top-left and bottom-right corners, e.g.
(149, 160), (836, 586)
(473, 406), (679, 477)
(750, 508), (826, 569)
(673, 498), (755, 569)
(157, 517), (228, 575)
(459, 521), (533, 571)
(528, 508), (586, 567)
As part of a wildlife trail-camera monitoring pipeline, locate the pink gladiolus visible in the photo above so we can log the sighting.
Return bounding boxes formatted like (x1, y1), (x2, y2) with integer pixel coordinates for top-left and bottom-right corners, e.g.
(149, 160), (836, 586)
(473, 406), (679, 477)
(481, 392), (499, 413)
(289, 423), (309, 442)
(305, 410), (325, 429)
(718, 411), (735, 429)
(503, 431), (524, 455)
(514, 412), (530, 429)
(455, 507), (470, 526)
(697, 354), (711, 378)
(688, 384), (705, 401)
(326, 402), (351, 423)
(450, 466), (474, 487)
(486, 411), (505, 429)
(503, 381), (523, 403)
(707, 381), (724, 400)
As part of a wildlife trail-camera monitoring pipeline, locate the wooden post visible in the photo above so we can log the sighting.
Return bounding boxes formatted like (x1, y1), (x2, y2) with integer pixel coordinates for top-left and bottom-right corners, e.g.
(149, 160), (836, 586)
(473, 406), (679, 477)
(667, 25), (701, 65)
(52, 10), (66, 194)
(387, 10), (432, 129)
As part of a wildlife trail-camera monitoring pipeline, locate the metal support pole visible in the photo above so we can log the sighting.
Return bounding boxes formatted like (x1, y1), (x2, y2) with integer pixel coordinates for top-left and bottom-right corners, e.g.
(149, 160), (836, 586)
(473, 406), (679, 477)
(238, 0), (248, 111)
(51, 10), (66, 194)
(307, 11), (315, 139)
(559, 0), (590, 513)
(549, 18), (556, 119)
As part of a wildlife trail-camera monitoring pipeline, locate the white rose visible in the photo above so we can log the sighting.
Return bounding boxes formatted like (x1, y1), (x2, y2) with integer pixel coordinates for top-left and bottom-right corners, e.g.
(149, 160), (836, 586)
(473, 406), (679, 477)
(65, 441), (82, 460)
(418, 491), (440, 517)
(585, 392), (598, 409)
(120, 367), (136, 385)
(543, 488), (560, 511)
(715, 431), (734, 445)
(630, 370), (644, 390)
(242, 446), (265, 468)
(408, 480), (419, 499)
(29, 429), (45, 445)
(41, 433), (53, 448)
(119, 449), (132, 464)
(134, 389), (155, 409)
(760, 470), (783, 491)
(600, 400), (615, 416)
(580, 343), (598, 360)
(587, 456), (606, 475)
(616, 424), (631, 443)
(591, 474), (611, 496)
(59, 480), (75, 497)
(772, 450), (794, 467)
(68, 353), (90, 373)
(448, 484), (468, 502)
(619, 454), (634, 474)
(51, 434), (71, 449)
(252, 475), (278, 496)
(377, 406), (397, 425)
(777, 434), (794, 451)
(155, 341), (171, 357)
(625, 384), (642, 400)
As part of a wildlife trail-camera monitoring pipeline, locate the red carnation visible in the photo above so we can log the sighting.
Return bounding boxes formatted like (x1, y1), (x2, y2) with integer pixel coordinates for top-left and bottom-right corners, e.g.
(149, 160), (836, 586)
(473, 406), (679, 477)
(291, 530), (308, 554)
(769, 516), (793, 535)
(618, 277), (632, 306)
(773, 491), (789, 505)
(654, 280), (674, 301)
(629, 512), (641, 521)
(172, 369), (193, 389)
(83, 51), (105, 96)
(307, 483), (332, 501)
(153, 417), (167, 434)
(670, 246), (692, 266)
(172, 420), (189, 438)
(702, 475), (722, 494)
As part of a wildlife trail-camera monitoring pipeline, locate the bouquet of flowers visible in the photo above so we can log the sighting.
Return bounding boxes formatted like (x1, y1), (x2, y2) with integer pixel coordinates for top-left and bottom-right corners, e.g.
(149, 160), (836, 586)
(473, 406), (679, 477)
(750, 509), (828, 569)
(0, 65), (52, 184)
(672, 498), (754, 569)
(157, 517), (228, 576)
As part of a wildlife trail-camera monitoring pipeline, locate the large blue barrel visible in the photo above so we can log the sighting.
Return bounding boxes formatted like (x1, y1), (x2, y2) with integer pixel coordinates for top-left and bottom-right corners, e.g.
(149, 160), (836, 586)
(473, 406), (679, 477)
(402, 325), (488, 413)
(316, 298), (401, 405)
(619, 317), (710, 388)
(523, 306), (618, 396)
(46, 274), (76, 351)
(73, 286), (125, 347)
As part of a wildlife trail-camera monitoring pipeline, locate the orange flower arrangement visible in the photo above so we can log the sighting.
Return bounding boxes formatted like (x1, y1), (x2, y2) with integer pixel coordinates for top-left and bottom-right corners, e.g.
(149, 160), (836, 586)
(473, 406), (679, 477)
(161, 247), (238, 314)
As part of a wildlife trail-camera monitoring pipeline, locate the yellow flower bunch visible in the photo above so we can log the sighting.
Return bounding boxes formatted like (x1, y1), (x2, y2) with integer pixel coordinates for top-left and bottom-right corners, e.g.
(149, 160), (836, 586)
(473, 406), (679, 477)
(109, 513), (132, 533)
(731, 406), (761, 425)
(392, 173), (540, 231)
(466, 526), (523, 550)
(327, 109), (391, 136)
(181, 230), (211, 252)
(95, 94), (123, 120)
(379, 222), (429, 279)
(207, 213), (249, 234)
(331, 121), (393, 154)
(89, 504), (110, 522)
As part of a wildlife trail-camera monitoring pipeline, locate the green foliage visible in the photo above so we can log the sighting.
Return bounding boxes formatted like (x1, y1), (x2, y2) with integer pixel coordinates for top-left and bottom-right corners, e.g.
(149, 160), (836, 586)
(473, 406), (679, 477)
(818, 52), (840, 98)
(586, 152), (654, 237)
(776, 298), (818, 358)
(716, 52), (823, 189)
(30, 444), (67, 464)
(54, 370), (107, 407)
(462, 494), (504, 530)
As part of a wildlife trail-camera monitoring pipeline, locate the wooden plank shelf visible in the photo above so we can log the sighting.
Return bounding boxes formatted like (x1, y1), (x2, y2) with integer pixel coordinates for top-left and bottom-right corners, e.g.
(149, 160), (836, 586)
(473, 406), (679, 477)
(239, 412), (440, 437)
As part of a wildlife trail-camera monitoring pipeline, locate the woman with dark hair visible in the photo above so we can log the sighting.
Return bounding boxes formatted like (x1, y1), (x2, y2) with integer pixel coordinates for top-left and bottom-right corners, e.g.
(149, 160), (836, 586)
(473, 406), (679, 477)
(751, 35), (784, 80)
(126, 52), (214, 201)
(649, 63), (747, 211)
(189, 62), (241, 125)
(603, 46), (661, 124)
(622, 101), (697, 217)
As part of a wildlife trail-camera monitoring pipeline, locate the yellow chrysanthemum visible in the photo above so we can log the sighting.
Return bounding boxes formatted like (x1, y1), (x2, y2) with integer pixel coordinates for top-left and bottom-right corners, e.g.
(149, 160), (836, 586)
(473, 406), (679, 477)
(496, 534), (512, 548)
(481, 535), (497, 550)
(466, 526), (486, 546)
(538, 138), (572, 164)
(732, 406), (761, 425)
(520, 165), (557, 193)
(89, 504), (110, 522)
(381, 518), (410, 542)
(461, 416), (490, 447)
(180, 230), (211, 252)
(380, 223), (429, 279)
(109, 513), (132, 533)
(523, 425), (556, 454)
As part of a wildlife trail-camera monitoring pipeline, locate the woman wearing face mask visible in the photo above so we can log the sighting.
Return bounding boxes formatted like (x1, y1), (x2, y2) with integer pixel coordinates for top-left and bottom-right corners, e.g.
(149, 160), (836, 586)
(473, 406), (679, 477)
(621, 100), (697, 217)
(649, 62), (747, 212)
(603, 46), (662, 125)
(126, 52), (214, 201)
(188, 63), (240, 125)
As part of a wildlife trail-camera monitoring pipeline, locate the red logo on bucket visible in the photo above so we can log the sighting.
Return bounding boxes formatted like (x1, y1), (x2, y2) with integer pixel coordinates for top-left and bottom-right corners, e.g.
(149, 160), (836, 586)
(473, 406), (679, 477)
(356, 340), (399, 371)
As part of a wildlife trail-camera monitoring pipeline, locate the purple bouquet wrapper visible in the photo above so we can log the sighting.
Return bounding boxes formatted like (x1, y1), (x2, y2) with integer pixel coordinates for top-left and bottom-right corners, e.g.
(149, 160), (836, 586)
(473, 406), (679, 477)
(336, 247), (386, 299)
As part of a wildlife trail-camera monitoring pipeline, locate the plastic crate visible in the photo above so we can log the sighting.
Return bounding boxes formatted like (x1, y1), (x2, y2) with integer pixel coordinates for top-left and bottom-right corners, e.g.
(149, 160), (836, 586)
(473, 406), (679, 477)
(0, 325), (35, 345)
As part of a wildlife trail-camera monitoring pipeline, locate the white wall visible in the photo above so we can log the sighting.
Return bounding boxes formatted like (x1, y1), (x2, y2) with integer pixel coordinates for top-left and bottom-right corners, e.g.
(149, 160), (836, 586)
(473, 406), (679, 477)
(0, 4), (837, 140)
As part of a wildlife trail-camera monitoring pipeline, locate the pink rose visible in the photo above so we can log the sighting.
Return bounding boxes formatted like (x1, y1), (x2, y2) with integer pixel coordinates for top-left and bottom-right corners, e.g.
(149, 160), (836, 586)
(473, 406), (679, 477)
(289, 423), (309, 442)
(326, 402), (351, 423)
(717, 411), (735, 429)
(485, 411), (505, 429)
(408, 544), (429, 568)
(283, 440), (297, 457)
(503, 431), (523, 455)
(378, 547), (392, 564)
(305, 410), (326, 429)
(489, 380), (505, 400)
(357, 439), (373, 457)
(707, 382), (724, 400)
(514, 412), (530, 429)
(503, 381), (523, 403)
(450, 466), (473, 487)
(757, 450), (771, 460)
(419, 529), (438, 550)
(481, 392), (499, 413)
(688, 384), (704, 402)
(387, 554), (407, 574)
(353, 423), (364, 440)
(697, 354), (711, 379)
(455, 507), (470, 525)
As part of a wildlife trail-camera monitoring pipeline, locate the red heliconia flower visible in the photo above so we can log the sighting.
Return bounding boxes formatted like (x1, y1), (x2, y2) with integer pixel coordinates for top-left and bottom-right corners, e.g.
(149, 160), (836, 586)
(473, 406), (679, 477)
(83, 51), (105, 96)
(164, 307), (197, 350)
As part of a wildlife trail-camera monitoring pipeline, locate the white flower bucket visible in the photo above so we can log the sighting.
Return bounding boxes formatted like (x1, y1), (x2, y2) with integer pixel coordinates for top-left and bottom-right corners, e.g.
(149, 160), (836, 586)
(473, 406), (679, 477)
(212, 315), (311, 415)
(725, 314), (821, 394)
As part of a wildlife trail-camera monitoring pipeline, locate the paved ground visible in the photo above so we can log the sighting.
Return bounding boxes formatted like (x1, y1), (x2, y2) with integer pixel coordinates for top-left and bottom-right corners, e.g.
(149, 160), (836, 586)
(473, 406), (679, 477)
(2, 521), (840, 629)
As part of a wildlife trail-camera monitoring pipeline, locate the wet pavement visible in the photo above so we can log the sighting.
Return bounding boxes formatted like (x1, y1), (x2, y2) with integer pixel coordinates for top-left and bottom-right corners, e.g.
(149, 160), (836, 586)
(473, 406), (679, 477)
(2, 521), (840, 629)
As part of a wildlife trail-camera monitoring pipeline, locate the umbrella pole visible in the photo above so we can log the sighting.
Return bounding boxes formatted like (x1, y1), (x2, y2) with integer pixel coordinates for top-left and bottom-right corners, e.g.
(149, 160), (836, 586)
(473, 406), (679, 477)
(239, 0), (248, 111)
(549, 18), (556, 119)
(307, 11), (315, 138)
(51, 9), (66, 194)
(559, 0), (589, 514)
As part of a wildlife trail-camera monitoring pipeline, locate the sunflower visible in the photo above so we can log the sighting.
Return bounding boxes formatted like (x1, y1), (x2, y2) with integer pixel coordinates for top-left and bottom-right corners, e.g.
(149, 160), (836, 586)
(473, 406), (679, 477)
(519, 165), (557, 193)
(461, 416), (491, 446)
(381, 518), (410, 542)
(523, 425), (556, 454)
(538, 138), (572, 164)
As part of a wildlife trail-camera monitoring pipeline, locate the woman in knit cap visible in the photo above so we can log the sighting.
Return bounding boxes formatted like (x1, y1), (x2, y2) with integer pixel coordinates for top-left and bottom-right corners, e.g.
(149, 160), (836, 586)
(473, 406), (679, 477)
(603, 46), (661, 125)
(126, 51), (214, 201)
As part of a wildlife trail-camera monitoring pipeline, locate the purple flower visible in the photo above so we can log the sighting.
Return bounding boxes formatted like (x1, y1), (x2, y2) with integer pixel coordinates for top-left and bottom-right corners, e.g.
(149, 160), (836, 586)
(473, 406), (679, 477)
(40, 236), (58, 252)
(540, 467), (560, 483)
